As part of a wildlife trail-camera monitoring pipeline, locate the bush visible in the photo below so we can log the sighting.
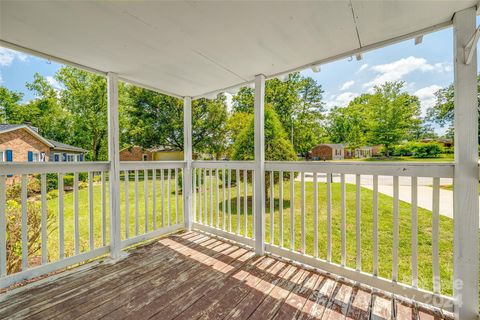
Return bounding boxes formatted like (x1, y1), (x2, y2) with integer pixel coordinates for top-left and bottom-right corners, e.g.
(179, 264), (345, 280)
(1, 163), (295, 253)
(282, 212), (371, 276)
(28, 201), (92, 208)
(46, 189), (58, 200)
(6, 200), (55, 273)
(392, 141), (444, 158)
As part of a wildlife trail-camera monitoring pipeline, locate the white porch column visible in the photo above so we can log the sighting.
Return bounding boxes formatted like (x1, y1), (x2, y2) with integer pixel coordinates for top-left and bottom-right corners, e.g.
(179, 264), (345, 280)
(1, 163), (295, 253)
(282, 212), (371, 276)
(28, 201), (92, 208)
(107, 72), (122, 259)
(254, 74), (266, 255)
(183, 96), (193, 230)
(453, 7), (478, 319)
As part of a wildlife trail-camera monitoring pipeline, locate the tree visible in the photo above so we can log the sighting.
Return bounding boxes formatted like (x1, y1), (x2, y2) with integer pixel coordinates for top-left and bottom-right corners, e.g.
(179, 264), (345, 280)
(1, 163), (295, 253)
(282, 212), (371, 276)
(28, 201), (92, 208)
(124, 87), (228, 159)
(56, 67), (108, 161)
(426, 74), (480, 142)
(231, 73), (325, 156)
(365, 82), (421, 156)
(0, 86), (23, 123)
(231, 105), (296, 161)
(325, 103), (368, 149)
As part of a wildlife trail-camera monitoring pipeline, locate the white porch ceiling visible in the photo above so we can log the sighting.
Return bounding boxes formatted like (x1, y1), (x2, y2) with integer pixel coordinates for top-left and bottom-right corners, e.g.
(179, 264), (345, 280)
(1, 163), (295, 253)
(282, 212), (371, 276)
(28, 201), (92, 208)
(0, 1), (477, 98)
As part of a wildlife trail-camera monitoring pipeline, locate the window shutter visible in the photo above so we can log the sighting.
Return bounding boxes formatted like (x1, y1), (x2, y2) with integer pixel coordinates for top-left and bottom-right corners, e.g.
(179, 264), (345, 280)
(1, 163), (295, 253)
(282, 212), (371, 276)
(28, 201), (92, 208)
(62, 153), (67, 162)
(40, 152), (45, 162)
(6, 150), (13, 162)
(28, 151), (33, 162)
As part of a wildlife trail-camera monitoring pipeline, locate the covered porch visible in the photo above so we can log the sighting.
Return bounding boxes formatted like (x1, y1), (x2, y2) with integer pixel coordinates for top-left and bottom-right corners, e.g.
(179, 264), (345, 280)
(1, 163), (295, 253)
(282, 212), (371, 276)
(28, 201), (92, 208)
(0, 1), (479, 319)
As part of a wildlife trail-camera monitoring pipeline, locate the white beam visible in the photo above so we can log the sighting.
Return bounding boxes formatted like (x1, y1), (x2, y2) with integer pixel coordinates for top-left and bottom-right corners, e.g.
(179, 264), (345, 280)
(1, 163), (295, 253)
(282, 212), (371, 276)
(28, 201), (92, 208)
(464, 26), (480, 65)
(107, 72), (122, 259)
(183, 96), (193, 230)
(254, 74), (266, 255)
(453, 7), (479, 319)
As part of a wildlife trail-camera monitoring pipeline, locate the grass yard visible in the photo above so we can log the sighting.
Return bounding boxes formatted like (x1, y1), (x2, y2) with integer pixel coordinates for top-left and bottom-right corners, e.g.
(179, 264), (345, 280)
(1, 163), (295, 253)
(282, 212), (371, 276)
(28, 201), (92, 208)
(338, 154), (454, 162)
(39, 174), (453, 296)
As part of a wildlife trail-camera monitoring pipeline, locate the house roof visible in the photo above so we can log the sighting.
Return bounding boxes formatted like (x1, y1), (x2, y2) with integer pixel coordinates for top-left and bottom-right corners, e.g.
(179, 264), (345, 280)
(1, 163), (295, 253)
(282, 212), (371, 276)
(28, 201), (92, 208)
(0, 1), (476, 98)
(0, 124), (86, 153)
(317, 144), (346, 149)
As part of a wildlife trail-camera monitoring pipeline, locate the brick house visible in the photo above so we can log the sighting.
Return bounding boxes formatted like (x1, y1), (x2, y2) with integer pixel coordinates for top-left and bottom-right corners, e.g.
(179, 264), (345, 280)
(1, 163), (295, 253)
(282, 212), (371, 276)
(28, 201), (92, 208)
(120, 145), (184, 161)
(0, 124), (86, 163)
(309, 144), (381, 160)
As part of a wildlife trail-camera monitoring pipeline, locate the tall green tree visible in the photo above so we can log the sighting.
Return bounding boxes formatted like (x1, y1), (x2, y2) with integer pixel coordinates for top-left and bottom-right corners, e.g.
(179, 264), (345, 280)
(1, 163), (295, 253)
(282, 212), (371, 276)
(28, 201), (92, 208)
(325, 103), (368, 149)
(0, 86), (23, 123)
(426, 74), (480, 142)
(124, 87), (228, 159)
(56, 67), (108, 161)
(365, 82), (421, 156)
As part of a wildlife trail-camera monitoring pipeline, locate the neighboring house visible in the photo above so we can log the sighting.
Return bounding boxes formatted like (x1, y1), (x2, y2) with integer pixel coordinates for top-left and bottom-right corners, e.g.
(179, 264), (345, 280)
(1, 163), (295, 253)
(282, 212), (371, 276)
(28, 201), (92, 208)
(120, 145), (183, 161)
(0, 124), (86, 163)
(420, 138), (453, 148)
(309, 144), (382, 160)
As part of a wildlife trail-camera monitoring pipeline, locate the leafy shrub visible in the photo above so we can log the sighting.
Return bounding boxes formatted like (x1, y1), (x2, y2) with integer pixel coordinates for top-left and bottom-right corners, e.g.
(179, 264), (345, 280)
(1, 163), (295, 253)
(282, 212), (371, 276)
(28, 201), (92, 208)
(6, 199), (55, 273)
(46, 189), (58, 200)
(392, 141), (444, 158)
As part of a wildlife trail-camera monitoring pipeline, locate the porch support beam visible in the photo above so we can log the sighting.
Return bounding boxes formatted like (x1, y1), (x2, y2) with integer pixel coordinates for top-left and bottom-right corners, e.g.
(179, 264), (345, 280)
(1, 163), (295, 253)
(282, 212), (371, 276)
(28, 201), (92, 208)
(453, 7), (478, 319)
(183, 96), (193, 230)
(254, 74), (266, 255)
(107, 72), (122, 259)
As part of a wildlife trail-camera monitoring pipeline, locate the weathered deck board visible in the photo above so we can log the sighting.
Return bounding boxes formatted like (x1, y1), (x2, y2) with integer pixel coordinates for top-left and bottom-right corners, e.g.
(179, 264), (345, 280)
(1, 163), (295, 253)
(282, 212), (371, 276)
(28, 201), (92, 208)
(0, 231), (449, 320)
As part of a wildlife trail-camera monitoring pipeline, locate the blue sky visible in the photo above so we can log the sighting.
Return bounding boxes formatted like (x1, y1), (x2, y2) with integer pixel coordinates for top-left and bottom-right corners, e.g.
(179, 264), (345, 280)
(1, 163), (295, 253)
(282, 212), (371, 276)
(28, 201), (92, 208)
(0, 23), (477, 135)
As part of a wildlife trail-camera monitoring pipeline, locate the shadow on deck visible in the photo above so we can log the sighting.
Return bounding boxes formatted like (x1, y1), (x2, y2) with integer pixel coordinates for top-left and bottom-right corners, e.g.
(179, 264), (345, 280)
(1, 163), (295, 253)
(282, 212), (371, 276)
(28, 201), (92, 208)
(0, 231), (452, 320)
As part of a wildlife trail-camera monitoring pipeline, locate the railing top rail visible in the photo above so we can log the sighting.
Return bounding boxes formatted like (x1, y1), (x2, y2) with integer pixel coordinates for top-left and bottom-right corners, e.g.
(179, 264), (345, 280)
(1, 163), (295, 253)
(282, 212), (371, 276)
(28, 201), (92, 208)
(192, 160), (255, 170)
(265, 161), (455, 178)
(120, 161), (186, 170)
(0, 162), (110, 175)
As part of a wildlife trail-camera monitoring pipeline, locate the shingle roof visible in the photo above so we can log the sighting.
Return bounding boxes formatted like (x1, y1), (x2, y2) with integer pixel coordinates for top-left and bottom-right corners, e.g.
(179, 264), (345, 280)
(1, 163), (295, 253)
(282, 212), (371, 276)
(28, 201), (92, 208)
(0, 123), (86, 153)
(47, 139), (86, 153)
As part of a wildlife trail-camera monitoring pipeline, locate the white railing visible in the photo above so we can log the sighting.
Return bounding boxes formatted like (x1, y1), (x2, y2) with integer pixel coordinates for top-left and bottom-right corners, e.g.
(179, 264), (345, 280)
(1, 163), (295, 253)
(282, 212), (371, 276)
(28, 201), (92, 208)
(119, 161), (185, 248)
(0, 162), (110, 288)
(0, 159), (459, 313)
(0, 161), (185, 288)
(191, 161), (256, 248)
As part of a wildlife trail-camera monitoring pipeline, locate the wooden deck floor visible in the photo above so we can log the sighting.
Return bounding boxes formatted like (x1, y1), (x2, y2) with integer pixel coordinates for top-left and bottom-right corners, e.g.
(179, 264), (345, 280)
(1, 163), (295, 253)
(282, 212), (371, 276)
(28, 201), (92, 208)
(0, 231), (452, 320)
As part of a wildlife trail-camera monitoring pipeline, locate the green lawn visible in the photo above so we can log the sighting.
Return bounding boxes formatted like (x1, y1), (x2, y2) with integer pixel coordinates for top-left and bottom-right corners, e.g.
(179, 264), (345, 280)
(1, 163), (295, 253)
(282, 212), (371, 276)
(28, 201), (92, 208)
(41, 176), (453, 296)
(337, 154), (454, 162)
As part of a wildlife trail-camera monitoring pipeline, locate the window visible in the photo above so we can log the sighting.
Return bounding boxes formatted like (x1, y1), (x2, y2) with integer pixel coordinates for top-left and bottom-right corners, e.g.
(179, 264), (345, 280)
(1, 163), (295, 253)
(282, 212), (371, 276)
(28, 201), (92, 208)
(142, 154), (148, 161)
(0, 151), (4, 162)
(54, 153), (61, 162)
(32, 153), (40, 162)
(67, 154), (75, 162)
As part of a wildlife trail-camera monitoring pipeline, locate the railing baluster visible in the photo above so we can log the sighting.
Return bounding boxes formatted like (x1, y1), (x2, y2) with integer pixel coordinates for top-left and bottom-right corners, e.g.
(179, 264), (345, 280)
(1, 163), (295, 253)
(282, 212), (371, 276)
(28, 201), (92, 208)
(0, 175), (6, 275)
(228, 169), (232, 232)
(144, 169), (149, 233)
(356, 174), (361, 271)
(217, 169), (220, 229)
(313, 172), (318, 258)
(252, 172), (255, 238)
(41, 174), (47, 264)
(88, 172), (94, 250)
(125, 171), (130, 239)
(373, 174), (379, 276)
(243, 169), (247, 236)
(411, 176), (418, 287)
(74, 172), (79, 255)
(279, 171), (283, 248)
(152, 169), (157, 230)
(134, 170), (139, 235)
(59, 173), (65, 259)
(167, 168), (171, 226)
(301, 171), (306, 254)
(193, 168), (197, 224)
(203, 168), (207, 225)
(327, 173), (332, 262)
(101, 171), (106, 246)
(222, 168), (226, 230)
(175, 168), (179, 225)
(432, 177), (440, 294)
(341, 173), (346, 266)
(270, 171), (274, 245)
(21, 174), (28, 270)
(161, 169), (165, 227)
(290, 170), (295, 251)
(393, 175), (399, 282)
(236, 169), (240, 235)
(210, 168), (213, 226)
(198, 169), (202, 224)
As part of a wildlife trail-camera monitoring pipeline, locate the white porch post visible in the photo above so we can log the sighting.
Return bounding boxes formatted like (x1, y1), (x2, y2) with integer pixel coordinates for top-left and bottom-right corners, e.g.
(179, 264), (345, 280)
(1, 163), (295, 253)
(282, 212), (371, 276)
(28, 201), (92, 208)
(183, 96), (193, 230)
(453, 7), (478, 319)
(107, 72), (122, 259)
(254, 74), (266, 255)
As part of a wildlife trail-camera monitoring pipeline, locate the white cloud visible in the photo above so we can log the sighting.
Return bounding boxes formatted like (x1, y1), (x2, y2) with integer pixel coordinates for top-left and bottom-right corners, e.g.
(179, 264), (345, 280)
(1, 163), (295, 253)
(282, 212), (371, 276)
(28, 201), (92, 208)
(364, 56), (450, 89)
(357, 64), (368, 73)
(46, 76), (62, 90)
(326, 92), (359, 108)
(414, 84), (442, 115)
(0, 47), (28, 66)
(340, 80), (355, 91)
